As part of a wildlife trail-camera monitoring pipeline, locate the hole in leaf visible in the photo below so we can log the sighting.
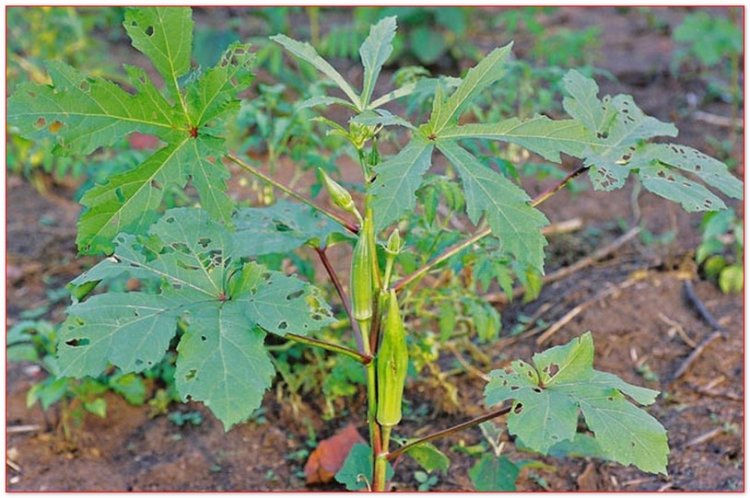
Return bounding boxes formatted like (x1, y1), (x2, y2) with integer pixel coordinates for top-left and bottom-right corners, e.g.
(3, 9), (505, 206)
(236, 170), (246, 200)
(145, 25), (154, 36)
(185, 369), (197, 381)
(532, 387), (542, 393)
(510, 386), (520, 391)
(286, 289), (304, 300)
(166, 217), (175, 224)
(278, 321), (288, 330)
(151, 179), (163, 190)
(135, 359), (143, 367)
(546, 363), (560, 377)
(200, 335), (207, 342)
(65, 338), (90, 347)
(49, 120), (63, 134)
(513, 403), (524, 414)
(115, 187), (126, 203)
(198, 238), (211, 248)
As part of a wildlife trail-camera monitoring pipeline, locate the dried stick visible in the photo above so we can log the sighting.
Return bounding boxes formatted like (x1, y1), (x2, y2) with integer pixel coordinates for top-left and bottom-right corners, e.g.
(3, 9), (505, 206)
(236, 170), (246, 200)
(670, 330), (722, 382)
(683, 280), (727, 333)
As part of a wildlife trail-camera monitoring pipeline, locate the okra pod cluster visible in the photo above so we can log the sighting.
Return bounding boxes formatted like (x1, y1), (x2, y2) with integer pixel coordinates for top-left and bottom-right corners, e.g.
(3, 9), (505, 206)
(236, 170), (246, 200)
(376, 290), (408, 428)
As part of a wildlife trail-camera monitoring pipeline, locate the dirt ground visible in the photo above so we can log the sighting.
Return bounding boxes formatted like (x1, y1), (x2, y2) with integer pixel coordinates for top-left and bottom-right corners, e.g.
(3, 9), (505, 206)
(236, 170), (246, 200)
(6, 7), (744, 492)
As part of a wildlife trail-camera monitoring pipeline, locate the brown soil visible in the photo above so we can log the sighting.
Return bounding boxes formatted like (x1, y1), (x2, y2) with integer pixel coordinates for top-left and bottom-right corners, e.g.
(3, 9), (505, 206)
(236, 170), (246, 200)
(6, 6), (743, 492)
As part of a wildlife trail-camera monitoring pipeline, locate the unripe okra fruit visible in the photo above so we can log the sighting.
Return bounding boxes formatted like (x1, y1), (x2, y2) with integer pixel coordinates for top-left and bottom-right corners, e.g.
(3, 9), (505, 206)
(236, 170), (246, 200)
(376, 290), (408, 428)
(350, 220), (374, 323)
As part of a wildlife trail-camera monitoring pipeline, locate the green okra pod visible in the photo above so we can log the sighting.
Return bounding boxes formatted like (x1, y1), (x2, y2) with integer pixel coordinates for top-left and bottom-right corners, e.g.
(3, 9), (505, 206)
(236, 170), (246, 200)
(350, 220), (374, 323)
(376, 290), (408, 428)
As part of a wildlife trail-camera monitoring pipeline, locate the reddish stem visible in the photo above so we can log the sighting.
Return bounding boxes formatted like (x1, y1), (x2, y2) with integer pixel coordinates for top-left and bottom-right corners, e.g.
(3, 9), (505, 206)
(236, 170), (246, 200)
(315, 247), (366, 355)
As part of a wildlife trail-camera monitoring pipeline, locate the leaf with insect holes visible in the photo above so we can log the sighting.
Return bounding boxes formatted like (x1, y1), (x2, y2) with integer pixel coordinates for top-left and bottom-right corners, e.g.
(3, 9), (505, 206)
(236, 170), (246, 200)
(369, 137), (434, 231)
(123, 7), (193, 101)
(438, 141), (548, 272)
(175, 304), (275, 429)
(562, 70), (742, 209)
(484, 332), (668, 474)
(232, 200), (351, 256)
(7, 60), (184, 156)
(60, 208), (333, 429)
(9, 7), (254, 255)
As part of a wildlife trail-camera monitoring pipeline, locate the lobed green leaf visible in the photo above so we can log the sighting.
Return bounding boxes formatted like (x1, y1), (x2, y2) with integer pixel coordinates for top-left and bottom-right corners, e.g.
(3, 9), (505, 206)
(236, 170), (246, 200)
(485, 332), (668, 474)
(62, 208), (334, 429)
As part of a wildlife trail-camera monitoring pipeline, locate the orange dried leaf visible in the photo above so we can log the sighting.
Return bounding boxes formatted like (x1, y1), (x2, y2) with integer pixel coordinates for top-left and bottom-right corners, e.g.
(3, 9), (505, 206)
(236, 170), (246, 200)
(304, 423), (365, 485)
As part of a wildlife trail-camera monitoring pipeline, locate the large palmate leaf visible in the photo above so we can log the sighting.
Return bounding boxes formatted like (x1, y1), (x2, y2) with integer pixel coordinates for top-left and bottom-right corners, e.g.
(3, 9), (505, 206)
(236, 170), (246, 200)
(484, 333), (668, 474)
(232, 200), (351, 256)
(369, 138), (434, 231)
(8, 7), (254, 255)
(60, 208), (334, 429)
(438, 141), (548, 271)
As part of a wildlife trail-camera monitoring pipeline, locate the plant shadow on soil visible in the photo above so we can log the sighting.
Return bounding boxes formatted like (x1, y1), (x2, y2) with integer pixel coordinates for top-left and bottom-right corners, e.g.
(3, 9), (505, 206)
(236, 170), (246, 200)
(6, 6), (743, 492)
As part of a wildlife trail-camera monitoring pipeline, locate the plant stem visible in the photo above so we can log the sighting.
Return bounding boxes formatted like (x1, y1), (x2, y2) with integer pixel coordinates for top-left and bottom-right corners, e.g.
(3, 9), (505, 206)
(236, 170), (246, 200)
(286, 333), (371, 364)
(392, 165), (590, 293)
(225, 154), (359, 233)
(530, 164), (589, 207)
(386, 405), (511, 461)
(373, 452), (388, 492)
(315, 247), (366, 355)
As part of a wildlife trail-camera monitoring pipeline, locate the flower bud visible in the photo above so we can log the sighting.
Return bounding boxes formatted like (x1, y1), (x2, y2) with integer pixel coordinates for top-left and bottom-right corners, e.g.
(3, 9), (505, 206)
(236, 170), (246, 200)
(320, 169), (355, 213)
(385, 228), (402, 257)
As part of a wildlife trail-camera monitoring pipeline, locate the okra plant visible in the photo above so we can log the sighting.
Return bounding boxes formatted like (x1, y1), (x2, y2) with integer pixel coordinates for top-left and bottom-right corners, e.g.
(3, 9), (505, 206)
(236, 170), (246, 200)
(9, 8), (742, 491)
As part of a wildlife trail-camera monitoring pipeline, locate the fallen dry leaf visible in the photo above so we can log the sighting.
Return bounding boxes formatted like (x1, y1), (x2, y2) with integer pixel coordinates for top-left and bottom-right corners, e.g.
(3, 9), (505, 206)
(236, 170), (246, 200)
(304, 423), (365, 485)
